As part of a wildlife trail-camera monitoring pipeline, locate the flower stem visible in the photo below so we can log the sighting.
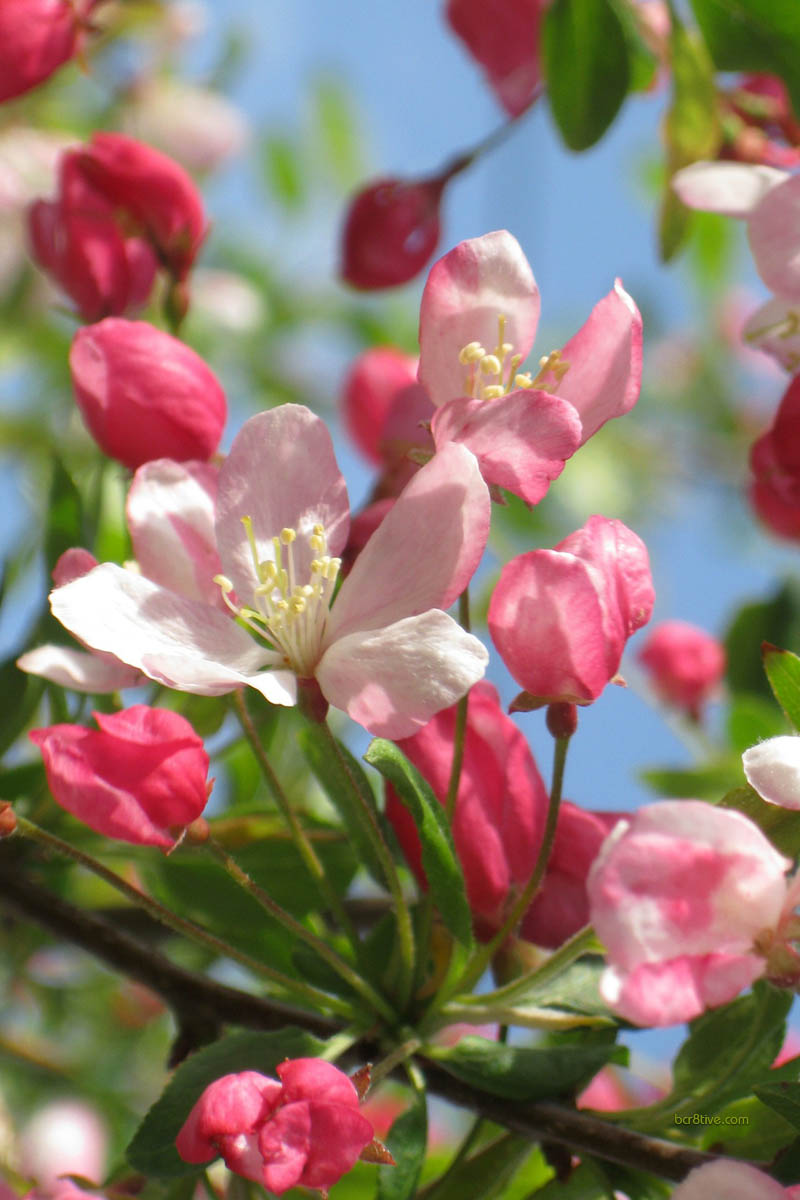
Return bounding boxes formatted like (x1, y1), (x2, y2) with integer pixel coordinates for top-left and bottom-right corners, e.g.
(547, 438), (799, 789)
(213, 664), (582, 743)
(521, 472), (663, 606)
(370, 1035), (423, 1089)
(14, 815), (354, 1018)
(205, 835), (399, 1025)
(444, 590), (471, 822)
(232, 691), (361, 954)
(317, 718), (416, 1012)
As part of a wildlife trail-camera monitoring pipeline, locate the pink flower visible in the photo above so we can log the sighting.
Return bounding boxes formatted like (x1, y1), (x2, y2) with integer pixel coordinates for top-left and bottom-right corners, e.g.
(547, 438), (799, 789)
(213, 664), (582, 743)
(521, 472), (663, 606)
(417, 231), (642, 504)
(341, 176), (446, 290)
(30, 705), (210, 850)
(742, 295), (800, 374)
(20, 1100), (107, 1188)
(637, 619), (726, 719)
(342, 347), (433, 473)
(488, 514), (655, 706)
(386, 681), (619, 944)
(446, 0), (544, 117)
(671, 1160), (800, 1199)
(49, 405), (490, 738)
(175, 1060), (374, 1196)
(69, 319), (227, 469)
(0, 0), (97, 104)
(749, 372), (800, 539)
(587, 800), (797, 1026)
(743, 735), (800, 809)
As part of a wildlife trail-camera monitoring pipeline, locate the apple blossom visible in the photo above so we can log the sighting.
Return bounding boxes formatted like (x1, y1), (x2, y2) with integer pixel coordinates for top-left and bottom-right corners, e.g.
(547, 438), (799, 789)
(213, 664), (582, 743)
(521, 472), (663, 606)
(69, 319), (227, 469)
(587, 800), (799, 1026)
(386, 681), (621, 945)
(0, 1), (97, 104)
(20, 1100), (107, 1187)
(743, 296), (800, 373)
(341, 176), (446, 290)
(637, 619), (726, 719)
(671, 1160), (800, 1199)
(417, 231), (642, 504)
(30, 705), (211, 850)
(489, 515), (654, 706)
(743, 736), (800, 810)
(49, 405), (490, 738)
(121, 80), (249, 173)
(175, 1060), (375, 1196)
(446, 0), (544, 118)
(748, 372), (800, 539)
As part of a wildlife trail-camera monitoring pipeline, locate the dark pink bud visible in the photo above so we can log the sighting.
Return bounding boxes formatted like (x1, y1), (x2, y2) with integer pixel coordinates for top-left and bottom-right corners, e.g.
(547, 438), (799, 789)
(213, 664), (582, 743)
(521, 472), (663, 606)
(749, 375), (800, 540)
(30, 705), (210, 850)
(341, 176), (445, 290)
(52, 547), (98, 587)
(446, 0), (544, 117)
(0, 0), (97, 104)
(638, 619), (726, 719)
(74, 132), (207, 279)
(342, 347), (420, 464)
(69, 318), (227, 469)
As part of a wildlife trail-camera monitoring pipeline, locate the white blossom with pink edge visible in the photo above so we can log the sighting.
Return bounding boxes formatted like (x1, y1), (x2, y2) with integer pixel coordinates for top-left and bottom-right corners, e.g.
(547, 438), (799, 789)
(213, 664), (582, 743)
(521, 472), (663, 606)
(743, 736), (800, 810)
(415, 230), (642, 504)
(671, 1159), (800, 1199)
(587, 800), (800, 1026)
(49, 405), (490, 738)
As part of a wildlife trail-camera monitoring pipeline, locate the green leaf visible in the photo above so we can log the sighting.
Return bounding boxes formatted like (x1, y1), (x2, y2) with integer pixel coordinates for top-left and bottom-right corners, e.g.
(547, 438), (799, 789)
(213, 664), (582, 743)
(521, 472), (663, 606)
(262, 134), (306, 212)
(311, 75), (363, 190)
(640, 761), (741, 799)
(754, 1082), (800, 1131)
(718, 784), (800, 857)
(45, 457), (84, 570)
(727, 693), (788, 754)
(364, 739), (473, 948)
(543, 0), (630, 151)
(763, 644), (800, 730)
(697, 1095), (795, 1161)
(725, 582), (800, 701)
(415, 1133), (536, 1200)
(377, 1086), (427, 1200)
(427, 1035), (624, 1103)
(532, 1162), (613, 1198)
(127, 1028), (325, 1177)
(299, 725), (386, 885)
(601, 1166), (671, 1200)
(689, 0), (800, 118)
(0, 660), (44, 757)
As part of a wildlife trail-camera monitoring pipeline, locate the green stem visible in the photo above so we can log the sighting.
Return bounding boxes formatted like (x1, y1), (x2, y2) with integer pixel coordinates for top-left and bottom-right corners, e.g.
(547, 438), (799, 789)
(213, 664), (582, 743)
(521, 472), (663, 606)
(369, 1035), (423, 1089)
(452, 925), (600, 1010)
(233, 692), (361, 953)
(444, 590), (471, 822)
(317, 719), (416, 1011)
(205, 836), (398, 1025)
(14, 815), (354, 1018)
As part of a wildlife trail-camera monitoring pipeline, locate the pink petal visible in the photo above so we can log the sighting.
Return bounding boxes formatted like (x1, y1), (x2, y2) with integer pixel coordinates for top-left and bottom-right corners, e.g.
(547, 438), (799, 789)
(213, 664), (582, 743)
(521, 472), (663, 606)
(672, 1160), (792, 1200)
(177, 1072), (281, 1163)
(50, 563), (292, 703)
(277, 1059), (360, 1108)
(327, 442), (489, 643)
(601, 954), (766, 1027)
(749, 173), (800, 301)
(215, 405), (350, 604)
(342, 346), (419, 463)
(671, 161), (787, 217)
(258, 1101), (311, 1195)
(431, 389), (581, 504)
(316, 610), (489, 738)
(127, 459), (222, 607)
(554, 280), (643, 444)
(301, 1103), (375, 1190)
(418, 231), (540, 408)
(16, 644), (144, 692)
(446, 0), (543, 117)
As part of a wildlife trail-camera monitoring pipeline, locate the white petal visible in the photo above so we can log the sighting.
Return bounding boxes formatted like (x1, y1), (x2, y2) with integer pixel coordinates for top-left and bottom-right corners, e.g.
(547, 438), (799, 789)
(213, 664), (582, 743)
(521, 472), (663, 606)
(16, 645), (144, 693)
(743, 735), (800, 810)
(672, 161), (787, 217)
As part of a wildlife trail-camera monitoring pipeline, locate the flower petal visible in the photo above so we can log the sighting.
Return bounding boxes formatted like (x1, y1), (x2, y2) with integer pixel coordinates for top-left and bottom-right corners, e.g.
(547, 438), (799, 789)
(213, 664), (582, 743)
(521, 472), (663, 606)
(671, 161), (787, 217)
(16, 644), (144, 693)
(258, 1101), (311, 1195)
(316, 610), (489, 738)
(554, 280), (643, 444)
(215, 405), (350, 603)
(600, 954), (766, 1027)
(672, 1160), (792, 1200)
(749, 173), (800, 301)
(50, 563), (293, 703)
(302, 1103), (375, 1190)
(742, 296), (800, 373)
(127, 459), (222, 607)
(431, 390), (581, 504)
(327, 442), (489, 642)
(418, 230), (540, 407)
(743, 735), (800, 809)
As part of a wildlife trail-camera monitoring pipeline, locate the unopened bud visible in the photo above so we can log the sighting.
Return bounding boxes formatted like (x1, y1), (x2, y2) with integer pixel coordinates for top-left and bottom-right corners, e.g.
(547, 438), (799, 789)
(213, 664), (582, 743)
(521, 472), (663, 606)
(341, 175), (446, 290)
(0, 803), (16, 837)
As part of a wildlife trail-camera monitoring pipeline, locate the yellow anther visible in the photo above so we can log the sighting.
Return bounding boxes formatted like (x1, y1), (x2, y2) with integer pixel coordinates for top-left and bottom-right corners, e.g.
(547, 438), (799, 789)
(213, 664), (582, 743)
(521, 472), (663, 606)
(313, 523), (324, 536)
(213, 574), (234, 593)
(500, 342), (513, 355)
(539, 354), (551, 369)
(290, 596), (306, 614)
(514, 373), (534, 389)
(482, 385), (505, 400)
(276, 599), (289, 613)
(458, 341), (486, 365)
(480, 354), (502, 376)
(328, 558), (342, 579)
(309, 534), (324, 552)
(280, 527), (296, 544)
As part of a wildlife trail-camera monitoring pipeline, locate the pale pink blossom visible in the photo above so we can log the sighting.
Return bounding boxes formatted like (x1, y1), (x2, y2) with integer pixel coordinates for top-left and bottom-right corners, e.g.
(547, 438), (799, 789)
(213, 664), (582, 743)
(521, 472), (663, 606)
(49, 405), (490, 738)
(122, 80), (248, 173)
(417, 231), (642, 504)
(743, 736), (800, 809)
(20, 1100), (107, 1187)
(176, 1060), (374, 1196)
(671, 1160), (800, 1199)
(743, 295), (800, 373)
(588, 800), (798, 1026)
(488, 514), (654, 705)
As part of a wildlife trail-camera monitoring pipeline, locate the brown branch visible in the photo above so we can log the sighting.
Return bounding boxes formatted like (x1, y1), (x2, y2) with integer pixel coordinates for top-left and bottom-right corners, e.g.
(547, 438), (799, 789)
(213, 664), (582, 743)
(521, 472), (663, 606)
(0, 858), (716, 1182)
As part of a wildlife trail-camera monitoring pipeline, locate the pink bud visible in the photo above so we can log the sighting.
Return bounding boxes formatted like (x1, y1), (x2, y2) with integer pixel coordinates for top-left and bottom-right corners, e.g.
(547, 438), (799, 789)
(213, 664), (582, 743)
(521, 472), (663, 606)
(341, 176), (445, 290)
(342, 347), (421, 464)
(637, 619), (726, 719)
(0, 1), (97, 104)
(176, 1061), (375, 1196)
(488, 515), (655, 705)
(74, 132), (207, 280)
(69, 318), (227, 469)
(743, 735), (800, 809)
(52, 547), (98, 587)
(446, 0), (543, 117)
(30, 705), (211, 850)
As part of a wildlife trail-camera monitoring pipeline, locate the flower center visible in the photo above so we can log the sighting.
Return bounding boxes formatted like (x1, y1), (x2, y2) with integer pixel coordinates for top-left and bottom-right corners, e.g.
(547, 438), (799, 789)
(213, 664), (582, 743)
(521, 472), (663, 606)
(214, 520), (341, 678)
(458, 314), (570, 400)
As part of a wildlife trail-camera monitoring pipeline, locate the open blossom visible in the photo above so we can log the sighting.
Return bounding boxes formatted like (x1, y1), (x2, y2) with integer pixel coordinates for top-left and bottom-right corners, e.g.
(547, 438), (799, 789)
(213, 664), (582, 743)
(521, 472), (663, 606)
(176, 1060), (375, 1196)
(386, 681), (620, 945)
(671, 1160), (800, 1199)
(30, 705), (210, 850)
(743, 736), (800, 810)
(489, 515), (654, 706)
(48, 405), (489, 738)
(0, 1), (97, 103)
(416, 231), (642, 504)
(637, 619), (726, 719)
(70, 319), (227, 469)
(446, 0), (544, 117)
(588, 800), (800, 1026)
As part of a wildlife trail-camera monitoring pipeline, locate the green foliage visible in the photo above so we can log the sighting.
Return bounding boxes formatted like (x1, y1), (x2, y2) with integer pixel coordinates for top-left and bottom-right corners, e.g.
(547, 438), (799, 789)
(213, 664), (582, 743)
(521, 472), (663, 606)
(726, 582), (800, 703)
(542, 0), (630, 151)
(416, 1134), (540, 1200)
(377, 1085), (427, 1200)
(689, 0), (800, 117)
(763, 644), (800, 731)
(719, 784), (800, 856)
(364, 739), (473, 948)
(262, 134), (307, 213)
